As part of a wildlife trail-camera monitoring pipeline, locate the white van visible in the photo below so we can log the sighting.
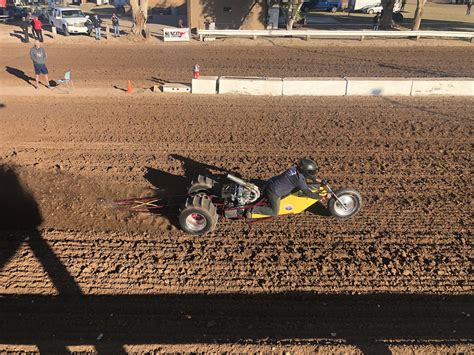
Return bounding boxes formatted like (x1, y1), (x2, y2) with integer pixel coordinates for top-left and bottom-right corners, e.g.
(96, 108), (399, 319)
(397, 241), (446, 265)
(49, 7), (90, 36)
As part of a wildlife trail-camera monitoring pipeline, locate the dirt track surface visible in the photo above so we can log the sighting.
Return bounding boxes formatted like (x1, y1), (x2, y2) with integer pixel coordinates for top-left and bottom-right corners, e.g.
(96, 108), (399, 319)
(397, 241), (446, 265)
(0, 95), (472, 352)
(1, 41), (474, 90)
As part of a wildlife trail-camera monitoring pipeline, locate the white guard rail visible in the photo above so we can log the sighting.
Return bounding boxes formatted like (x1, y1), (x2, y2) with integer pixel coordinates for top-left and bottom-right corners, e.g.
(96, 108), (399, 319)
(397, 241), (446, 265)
(197, 29), (474, 42)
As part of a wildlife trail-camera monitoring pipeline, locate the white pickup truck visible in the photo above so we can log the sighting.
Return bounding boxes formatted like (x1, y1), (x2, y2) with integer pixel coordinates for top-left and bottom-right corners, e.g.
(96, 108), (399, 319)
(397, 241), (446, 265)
(48, 7), (90, 36)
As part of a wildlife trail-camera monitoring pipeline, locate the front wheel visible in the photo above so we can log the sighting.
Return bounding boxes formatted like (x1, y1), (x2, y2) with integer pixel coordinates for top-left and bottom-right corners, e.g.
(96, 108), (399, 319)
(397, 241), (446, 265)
(368, 9), (374, 14)
(63, 25), (69, 36)
(328, 188), (362, 219)
(330, 6), (338, 12)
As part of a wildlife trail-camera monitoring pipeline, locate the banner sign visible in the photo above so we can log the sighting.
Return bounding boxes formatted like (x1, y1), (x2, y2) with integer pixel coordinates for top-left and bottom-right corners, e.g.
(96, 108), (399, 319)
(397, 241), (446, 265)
(163, 28), (190, 42)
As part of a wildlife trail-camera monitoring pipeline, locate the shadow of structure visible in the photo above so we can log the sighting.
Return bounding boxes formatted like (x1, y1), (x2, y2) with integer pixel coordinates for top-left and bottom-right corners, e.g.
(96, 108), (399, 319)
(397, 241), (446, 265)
(0, 293), (472, 353)
(0, 165), (82, 295)
(1, 164), (472, 354)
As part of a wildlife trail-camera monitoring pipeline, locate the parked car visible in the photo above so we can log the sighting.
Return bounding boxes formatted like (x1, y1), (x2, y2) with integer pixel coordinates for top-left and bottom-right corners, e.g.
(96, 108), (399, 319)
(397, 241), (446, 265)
(361, 3), (382, 14)
(302, 0), (340, 13)
(48, 7), (90, 36)
(361, 2), (401, 14)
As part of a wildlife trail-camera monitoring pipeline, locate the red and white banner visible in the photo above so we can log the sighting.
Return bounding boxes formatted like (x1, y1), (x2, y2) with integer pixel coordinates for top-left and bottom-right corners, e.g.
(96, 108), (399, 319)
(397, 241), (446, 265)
(163, 28), (190, 42)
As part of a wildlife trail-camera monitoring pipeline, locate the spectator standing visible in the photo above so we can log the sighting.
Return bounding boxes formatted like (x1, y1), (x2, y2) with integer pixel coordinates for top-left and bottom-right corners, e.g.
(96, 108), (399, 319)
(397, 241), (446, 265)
(30, 16), (36, 39)
(32, 16), (43, 42)
(19, 16), (30, 43)
(372, 13), (380, 30)
(467, 0), (472, 15)
(111, 13), (120, 37)
(30, 40), (50, 89)
(92, 14), (102, 40)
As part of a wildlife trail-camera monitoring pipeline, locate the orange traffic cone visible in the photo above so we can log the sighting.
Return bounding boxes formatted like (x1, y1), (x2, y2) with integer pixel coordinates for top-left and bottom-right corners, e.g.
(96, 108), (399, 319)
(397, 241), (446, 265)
(127, 80), (133, 93)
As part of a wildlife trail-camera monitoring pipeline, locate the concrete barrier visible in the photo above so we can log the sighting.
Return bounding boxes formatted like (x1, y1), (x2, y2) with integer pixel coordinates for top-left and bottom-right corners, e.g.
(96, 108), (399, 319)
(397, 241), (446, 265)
(162, 83), (191, 93)
(192, 76), (218, 94)
(411, 78), (474, 96)
(218, 76), (283, 96)
(283, 77), (347, 96)
(346, 78), (413, 96)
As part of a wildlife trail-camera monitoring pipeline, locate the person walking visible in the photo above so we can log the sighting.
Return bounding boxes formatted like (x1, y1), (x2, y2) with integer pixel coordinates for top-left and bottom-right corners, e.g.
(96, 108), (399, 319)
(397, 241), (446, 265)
(467, 0), (472, 15)
(92, 14), (102, 40)
(32, 16), (43, 42)
(19, 16), (30, 43)
(30, 40), (50, 89)
(111, 13), (120, 37)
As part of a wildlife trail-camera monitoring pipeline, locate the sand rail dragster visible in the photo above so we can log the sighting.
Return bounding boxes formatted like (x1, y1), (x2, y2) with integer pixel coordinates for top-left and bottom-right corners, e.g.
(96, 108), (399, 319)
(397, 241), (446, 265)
(115, 174), (362, 235)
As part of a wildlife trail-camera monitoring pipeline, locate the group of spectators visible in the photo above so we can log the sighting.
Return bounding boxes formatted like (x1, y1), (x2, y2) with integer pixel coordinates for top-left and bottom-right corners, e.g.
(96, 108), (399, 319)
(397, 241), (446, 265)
(87, 13), (121, 40)
(18, 15), (44, 43)
(16, 12), (121, 43)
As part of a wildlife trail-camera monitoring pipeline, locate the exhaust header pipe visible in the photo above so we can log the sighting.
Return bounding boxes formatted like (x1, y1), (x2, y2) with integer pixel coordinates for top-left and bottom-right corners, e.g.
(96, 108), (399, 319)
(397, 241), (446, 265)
(227, 174), (247, 186)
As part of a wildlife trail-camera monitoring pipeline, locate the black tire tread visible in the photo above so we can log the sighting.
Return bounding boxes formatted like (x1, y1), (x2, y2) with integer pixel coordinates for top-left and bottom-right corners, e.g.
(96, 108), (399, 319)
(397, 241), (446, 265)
(188, 174), (216, 194)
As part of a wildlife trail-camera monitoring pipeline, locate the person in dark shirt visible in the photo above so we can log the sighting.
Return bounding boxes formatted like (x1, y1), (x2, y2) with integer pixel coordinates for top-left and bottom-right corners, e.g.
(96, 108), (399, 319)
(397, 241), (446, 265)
(111, 13), (120, 37)
(92, 14), (102, 40)
(19, 16), (30, 43)
(372, 13), (380, 31)
(252, 158), (324, 216)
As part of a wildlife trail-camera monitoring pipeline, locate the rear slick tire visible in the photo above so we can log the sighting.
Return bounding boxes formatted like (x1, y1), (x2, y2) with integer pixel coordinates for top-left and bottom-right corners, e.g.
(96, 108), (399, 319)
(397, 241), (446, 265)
(328, 188), (362, 219)
(179, 195), (218, 235)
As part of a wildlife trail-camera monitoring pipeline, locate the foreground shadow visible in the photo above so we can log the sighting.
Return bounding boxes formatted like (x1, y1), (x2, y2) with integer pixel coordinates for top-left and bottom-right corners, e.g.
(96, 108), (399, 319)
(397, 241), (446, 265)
(0, 293), (472, 353)
(0, 165), (42, 269)
(0, 165), (88, 353)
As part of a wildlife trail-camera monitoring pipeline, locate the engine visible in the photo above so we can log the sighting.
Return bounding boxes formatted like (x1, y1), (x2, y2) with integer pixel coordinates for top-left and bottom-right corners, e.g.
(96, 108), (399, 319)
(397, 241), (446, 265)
(225, 174), (260, 206)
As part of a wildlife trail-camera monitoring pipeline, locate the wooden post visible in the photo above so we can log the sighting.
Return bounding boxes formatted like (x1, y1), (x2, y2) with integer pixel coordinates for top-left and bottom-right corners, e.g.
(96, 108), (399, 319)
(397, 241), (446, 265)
(306, 35), (310, 41)
(51, 26), (57, 38)
(106, 25), (110, 39)
(360, 35), (364, 41)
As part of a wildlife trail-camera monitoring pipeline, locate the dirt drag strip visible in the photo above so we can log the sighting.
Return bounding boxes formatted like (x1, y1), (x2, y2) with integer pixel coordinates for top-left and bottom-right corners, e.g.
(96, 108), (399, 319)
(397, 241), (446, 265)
(0, 95), (471, 294)
(0, 95), (472, 352)
(1, 42), (473, 89)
